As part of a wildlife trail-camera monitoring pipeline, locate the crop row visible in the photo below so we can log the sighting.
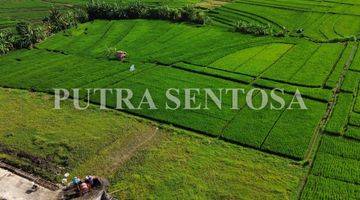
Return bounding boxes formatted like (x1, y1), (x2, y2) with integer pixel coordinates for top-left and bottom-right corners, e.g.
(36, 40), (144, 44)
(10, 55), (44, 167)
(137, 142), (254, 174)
(302, 135), (360, 198)
(301, 175), (360, 200)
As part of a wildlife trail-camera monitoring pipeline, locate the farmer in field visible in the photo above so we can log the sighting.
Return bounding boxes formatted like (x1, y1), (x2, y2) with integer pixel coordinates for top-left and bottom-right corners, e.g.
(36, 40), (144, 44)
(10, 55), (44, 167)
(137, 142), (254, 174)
(116, 50), (127, 61)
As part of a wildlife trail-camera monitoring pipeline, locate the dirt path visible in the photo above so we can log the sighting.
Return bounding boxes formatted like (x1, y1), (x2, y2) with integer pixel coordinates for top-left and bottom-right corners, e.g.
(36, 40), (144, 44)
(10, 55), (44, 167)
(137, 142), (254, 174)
(71, 126), (160, 178)
(0, 168), (58, 200)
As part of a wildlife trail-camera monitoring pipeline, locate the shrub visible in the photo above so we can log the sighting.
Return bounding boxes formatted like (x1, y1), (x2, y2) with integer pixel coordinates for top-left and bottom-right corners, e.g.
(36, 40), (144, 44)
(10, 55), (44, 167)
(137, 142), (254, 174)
(274, 27), (288, 37)
(44, 8), (88, 33)
(86, 0), (206, 24)
(15, 22), (46, 48)
(124, 1), (147, 18)
(0, 30), (15, 54)
(43, 8), (66, 32)
(87, 0), (122, 20)
(74, 8), (89, 23)
(180, 6), (205, 24)
(235, 20), (273, 36)
(146, 6), (180, 21)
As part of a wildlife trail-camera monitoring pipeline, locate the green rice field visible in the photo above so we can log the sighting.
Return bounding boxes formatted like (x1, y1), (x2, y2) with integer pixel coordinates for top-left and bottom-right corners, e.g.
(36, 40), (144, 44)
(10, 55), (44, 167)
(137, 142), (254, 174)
(0, 0), (359, 199)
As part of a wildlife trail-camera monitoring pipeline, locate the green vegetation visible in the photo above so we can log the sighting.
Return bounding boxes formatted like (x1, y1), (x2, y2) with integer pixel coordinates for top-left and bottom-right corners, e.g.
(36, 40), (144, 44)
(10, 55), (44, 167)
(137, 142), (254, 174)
(87, 1), (207, 24)
(0, 20), (331, 160)
(325, 93), (353, 134)
(301, 175), (360, 200)
(209, 0), (360, 41)
(0, 0), (201, 29)
(109, 131), (304, 199)
(302, 136), (360, 198)
(0, 88), (304, 198)
(0, 88), (158, 181)
(234, 20), (273, 36)
(0, 0), (360, 199)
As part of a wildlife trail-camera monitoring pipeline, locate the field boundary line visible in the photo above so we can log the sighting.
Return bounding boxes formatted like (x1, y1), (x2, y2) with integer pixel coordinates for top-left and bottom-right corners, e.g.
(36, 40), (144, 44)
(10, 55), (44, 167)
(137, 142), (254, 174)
(169, 63), (251, 84)
(252, 82), (329, 103)
(250, 44), (295, 84)
(87, 21), (115, 50)
(215, 7), (272, 28)
(231, 44), (270, 72)
(259, 108), (287, 148)
(322, 43), (348, 88)
(311, 174), (360, 186)
(218, 91), (261, 136)
(112, 21), (138, 47)
(288, 45), (321, 81)
(323, 129), (360, 142)
(257, 77), (324, 88)
(180, 61), (256, 78)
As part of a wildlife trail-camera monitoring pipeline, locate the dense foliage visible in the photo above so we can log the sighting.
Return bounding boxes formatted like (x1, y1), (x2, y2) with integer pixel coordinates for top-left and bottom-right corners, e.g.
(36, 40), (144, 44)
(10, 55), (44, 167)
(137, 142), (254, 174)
(15, 22), (46, 48)
(44, 8), (89, 33)
(234, 20), (273, 36)
(0, 30), (15, 54)
(0, 8), (87, 55)
(87, 0), (207, 24)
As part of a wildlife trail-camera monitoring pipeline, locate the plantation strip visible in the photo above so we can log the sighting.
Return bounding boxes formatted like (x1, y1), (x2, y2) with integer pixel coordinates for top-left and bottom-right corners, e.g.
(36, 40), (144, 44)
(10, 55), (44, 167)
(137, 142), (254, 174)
(222, 91), (287, 147)
(210, 44), (267, 71)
